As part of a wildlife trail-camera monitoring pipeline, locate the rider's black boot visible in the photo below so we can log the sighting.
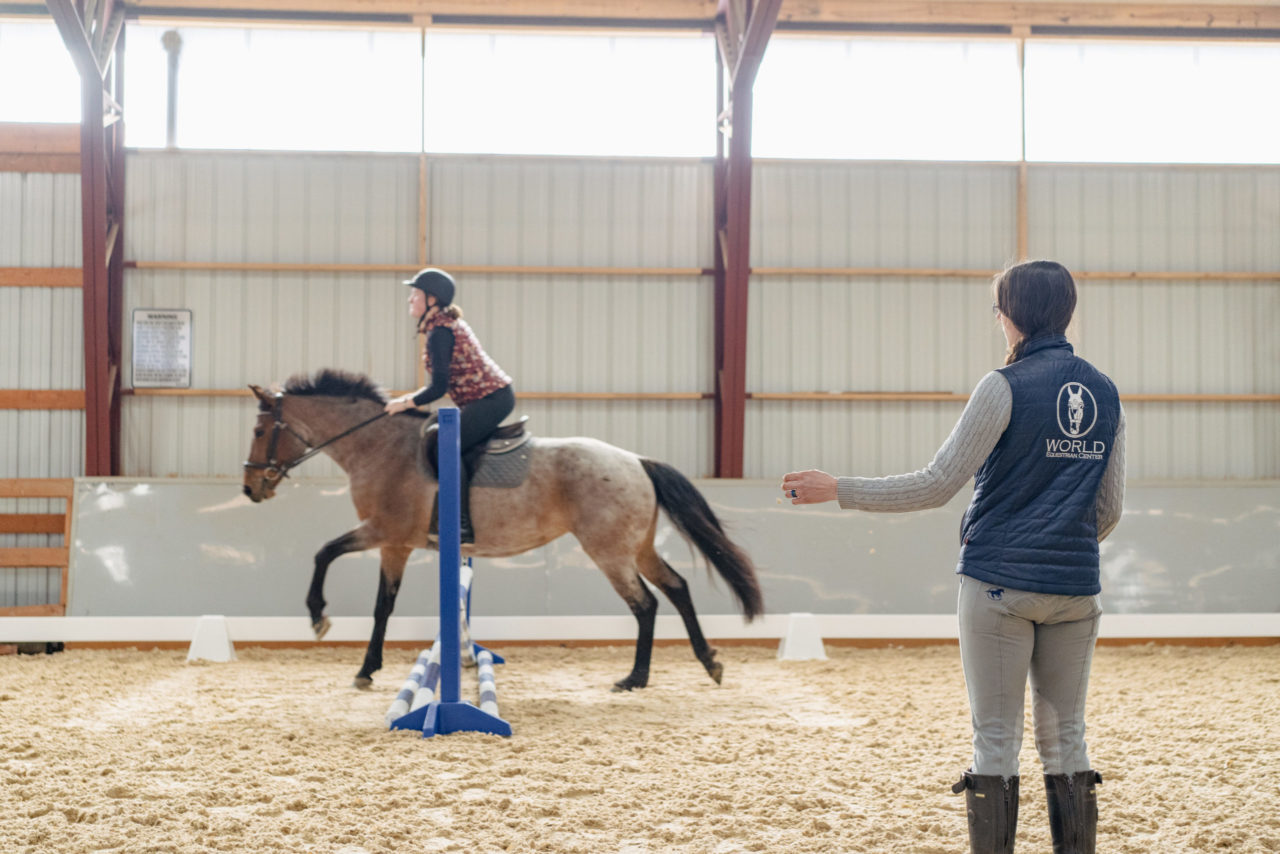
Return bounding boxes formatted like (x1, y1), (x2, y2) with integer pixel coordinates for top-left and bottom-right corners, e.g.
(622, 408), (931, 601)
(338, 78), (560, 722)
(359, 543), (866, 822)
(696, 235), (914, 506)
(953, 770), (1019, 854)
(457, 462), (474, 545)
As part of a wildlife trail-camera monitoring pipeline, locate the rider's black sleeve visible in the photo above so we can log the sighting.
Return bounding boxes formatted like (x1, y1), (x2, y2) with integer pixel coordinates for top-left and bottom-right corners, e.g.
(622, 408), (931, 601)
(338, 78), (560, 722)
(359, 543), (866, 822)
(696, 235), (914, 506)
(411, 326), (455, 407)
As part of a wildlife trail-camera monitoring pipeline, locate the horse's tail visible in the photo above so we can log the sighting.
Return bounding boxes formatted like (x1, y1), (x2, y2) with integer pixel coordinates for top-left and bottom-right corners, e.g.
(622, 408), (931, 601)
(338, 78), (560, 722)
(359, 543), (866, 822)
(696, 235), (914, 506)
(639, 458), (764, 621)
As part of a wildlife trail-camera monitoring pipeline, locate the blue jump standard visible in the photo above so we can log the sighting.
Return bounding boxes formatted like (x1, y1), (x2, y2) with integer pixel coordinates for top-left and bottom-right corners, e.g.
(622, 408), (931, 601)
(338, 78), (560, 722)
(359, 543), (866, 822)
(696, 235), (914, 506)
(390, 407), (511, 738)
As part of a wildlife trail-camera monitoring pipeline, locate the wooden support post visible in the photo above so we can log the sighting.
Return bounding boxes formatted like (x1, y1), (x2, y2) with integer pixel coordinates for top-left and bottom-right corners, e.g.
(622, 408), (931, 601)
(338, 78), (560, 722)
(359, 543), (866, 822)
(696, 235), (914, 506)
(48, 0), (126, 476)
(712, 0), (782, 478)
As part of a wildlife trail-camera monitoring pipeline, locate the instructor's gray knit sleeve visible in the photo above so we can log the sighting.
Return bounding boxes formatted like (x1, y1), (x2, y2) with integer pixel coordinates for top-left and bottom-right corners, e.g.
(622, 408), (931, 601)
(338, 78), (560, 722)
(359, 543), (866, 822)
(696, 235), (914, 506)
(836, 371), (1012, 512)
(1095, 405), (1126, 541)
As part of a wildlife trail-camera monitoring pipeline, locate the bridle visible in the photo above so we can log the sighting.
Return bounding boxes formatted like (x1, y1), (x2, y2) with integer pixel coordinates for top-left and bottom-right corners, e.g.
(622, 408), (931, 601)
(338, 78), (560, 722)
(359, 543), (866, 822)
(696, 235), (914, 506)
(243, 392), (388, 485)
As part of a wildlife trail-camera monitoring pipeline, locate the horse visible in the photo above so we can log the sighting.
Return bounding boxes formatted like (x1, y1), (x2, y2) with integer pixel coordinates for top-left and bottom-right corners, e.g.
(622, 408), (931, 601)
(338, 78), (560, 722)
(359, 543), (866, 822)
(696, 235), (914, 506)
(241, 369), (764, 692)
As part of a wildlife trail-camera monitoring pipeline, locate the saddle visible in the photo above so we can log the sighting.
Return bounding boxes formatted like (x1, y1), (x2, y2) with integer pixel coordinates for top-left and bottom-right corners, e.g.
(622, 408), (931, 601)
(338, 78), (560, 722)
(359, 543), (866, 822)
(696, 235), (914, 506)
(418, 415), (533, 484)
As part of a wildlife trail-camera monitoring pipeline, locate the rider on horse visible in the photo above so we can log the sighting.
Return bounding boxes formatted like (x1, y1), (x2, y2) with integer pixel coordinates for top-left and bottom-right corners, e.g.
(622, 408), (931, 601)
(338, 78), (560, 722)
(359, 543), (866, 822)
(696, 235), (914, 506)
(384, 268), (516, 543)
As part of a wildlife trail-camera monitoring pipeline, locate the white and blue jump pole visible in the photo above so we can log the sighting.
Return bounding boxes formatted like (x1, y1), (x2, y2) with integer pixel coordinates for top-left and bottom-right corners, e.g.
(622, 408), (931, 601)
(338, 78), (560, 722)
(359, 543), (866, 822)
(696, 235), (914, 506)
(388, 407), (511, 738)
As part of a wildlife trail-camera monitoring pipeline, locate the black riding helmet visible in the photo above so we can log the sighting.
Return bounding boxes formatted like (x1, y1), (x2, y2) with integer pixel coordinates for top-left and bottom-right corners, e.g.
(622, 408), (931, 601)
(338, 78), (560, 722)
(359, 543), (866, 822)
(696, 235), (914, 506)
(404, 267), (455, 307)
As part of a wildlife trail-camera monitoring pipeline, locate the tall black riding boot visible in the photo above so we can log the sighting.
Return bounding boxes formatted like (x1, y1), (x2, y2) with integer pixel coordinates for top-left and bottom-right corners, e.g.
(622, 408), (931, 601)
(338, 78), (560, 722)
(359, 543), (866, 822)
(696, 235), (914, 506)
(457, 461), (474, 545)
(953, 771), (1019, 854)
(1044, 771), (1101, 854)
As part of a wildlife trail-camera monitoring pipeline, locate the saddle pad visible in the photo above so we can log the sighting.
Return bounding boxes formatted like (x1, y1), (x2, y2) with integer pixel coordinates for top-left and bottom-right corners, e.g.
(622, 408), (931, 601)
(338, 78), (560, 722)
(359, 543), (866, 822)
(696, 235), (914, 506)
(473, 436), (536, 489)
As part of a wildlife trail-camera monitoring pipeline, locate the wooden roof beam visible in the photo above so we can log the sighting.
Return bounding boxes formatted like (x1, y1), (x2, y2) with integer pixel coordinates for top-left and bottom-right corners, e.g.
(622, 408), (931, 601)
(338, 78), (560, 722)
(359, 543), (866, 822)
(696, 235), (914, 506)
(81, 0), (1280, 31)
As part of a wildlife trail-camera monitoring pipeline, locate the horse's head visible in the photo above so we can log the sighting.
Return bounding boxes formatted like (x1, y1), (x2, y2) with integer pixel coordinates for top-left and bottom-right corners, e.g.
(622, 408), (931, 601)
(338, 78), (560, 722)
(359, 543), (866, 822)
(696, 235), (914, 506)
(243, 385), (313, 503)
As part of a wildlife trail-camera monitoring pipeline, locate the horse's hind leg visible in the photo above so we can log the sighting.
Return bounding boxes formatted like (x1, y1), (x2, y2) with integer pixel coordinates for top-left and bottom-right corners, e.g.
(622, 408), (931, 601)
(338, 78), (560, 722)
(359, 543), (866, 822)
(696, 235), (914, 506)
(612, 581), (659, 692)
(638, 545), (723, 685)
(354, 545), (411, 689)
(582, 552), (658, 691)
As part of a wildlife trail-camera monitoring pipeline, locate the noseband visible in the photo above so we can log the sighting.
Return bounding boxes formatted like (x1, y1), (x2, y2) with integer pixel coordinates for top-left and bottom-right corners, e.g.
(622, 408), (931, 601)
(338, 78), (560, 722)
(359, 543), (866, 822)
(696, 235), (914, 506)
(243, 392), (388, 485)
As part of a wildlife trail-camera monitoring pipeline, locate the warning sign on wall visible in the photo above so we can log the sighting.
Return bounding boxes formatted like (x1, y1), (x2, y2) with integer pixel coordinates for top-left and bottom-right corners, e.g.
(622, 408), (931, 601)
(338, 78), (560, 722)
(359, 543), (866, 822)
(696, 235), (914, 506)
(132, 309), (192, 389)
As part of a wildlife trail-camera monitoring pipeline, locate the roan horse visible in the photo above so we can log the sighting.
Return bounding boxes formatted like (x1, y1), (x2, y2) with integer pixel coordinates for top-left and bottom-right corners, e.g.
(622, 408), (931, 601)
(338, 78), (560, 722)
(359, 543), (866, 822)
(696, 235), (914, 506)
(242, 369), (764, 691)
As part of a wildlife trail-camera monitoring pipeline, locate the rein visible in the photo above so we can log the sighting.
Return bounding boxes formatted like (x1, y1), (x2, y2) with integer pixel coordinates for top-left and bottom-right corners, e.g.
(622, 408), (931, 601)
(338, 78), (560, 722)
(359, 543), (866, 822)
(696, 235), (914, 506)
(243, 392), (388, 482)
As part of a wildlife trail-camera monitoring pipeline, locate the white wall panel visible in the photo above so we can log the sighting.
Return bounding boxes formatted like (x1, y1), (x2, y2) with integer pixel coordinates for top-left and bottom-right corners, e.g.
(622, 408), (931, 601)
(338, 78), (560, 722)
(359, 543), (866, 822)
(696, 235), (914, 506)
(114, 154), (1278, 481)
(123, 152), (421, 477)
(126, 151), (418, 263)
(0, 171), (82, 606)
(122, 153), (716, 476)
(1030, 165), (1280, 479)
(428, 156), (710, 267)
(744, 161), (1016, 479)
(751, 161), (1018, 268)
(427, 156), (715, 473)
(0, 172), (81, 266)
(0, 171), (83, 395)
(121, 270), (417, 478)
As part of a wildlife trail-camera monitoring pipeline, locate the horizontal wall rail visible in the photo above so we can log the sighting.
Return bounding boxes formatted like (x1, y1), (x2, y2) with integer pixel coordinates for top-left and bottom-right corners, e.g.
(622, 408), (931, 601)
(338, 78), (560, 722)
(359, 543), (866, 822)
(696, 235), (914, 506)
(0, 268), (83, 287)
(127, 261), (709, 277)
(0, 515), (66, 535)
(0, 391), (86, 410)
(0, 479), (74, 618)
(124, 260), (1280, 281)
(749, 392), (1280, 403)
(753, 268), (1280, 281)
(0, 123), (80, 173)
(123, 388), (712, 401)
(120, 389), (1278, 403)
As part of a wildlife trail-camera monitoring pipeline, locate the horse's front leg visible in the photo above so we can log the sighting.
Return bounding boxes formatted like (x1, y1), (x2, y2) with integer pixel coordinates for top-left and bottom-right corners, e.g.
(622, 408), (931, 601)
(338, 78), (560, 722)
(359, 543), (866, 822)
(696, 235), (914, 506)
(307, 526), (375, 640)
(354, 545), (412, 689)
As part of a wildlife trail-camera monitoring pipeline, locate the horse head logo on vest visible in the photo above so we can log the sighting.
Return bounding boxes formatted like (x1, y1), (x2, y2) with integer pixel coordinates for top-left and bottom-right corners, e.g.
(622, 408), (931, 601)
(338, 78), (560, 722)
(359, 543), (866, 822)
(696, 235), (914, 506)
(1067, 386), (1085, 433)
(1056, 382), (1098, 437)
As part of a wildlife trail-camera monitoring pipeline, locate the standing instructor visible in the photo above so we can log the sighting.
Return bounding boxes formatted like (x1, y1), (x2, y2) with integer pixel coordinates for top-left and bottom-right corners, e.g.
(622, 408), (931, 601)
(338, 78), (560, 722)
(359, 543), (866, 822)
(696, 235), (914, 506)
(783, 260), (1125, 854)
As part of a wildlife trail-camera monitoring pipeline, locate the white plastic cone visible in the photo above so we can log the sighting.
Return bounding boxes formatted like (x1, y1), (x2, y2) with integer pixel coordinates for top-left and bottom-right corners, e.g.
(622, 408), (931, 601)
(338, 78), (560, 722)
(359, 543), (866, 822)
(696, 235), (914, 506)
(777, 612), (827, 661)
(187, 615), (237, 663)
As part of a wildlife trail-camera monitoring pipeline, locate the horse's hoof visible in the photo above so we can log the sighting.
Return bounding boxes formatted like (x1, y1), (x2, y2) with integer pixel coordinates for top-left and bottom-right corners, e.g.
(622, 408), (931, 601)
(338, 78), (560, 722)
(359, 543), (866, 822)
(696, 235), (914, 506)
(312, 616), (331, 640)
(353, 676), (372, 690)
(707, 660), (724, 685)
(612, 674), (647, 692)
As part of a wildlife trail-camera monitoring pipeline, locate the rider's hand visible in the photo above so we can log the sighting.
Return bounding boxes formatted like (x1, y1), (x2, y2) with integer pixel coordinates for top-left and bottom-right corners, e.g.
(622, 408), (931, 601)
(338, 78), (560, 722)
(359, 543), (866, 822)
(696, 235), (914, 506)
(384, 395), (418, 415)
(780, 470), (838, 505)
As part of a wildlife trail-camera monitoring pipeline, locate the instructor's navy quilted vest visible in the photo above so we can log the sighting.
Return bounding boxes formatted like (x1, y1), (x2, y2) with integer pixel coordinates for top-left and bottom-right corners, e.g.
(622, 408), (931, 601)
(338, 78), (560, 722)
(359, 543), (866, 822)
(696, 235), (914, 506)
(958, 335), (1120, 595)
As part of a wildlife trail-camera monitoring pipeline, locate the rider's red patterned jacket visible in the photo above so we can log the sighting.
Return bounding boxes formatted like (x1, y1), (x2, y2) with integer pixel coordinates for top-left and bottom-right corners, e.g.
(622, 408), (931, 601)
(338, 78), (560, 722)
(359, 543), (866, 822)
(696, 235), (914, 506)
(420, 311), (511, 406)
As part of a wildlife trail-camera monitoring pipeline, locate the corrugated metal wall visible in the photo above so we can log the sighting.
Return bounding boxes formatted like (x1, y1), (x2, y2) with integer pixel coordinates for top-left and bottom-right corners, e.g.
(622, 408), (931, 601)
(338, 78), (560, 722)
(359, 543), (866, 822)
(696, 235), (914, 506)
(117, 153), (1278, 482)
(745, 162), (1016, 478)
(122, 153), (715, 477)
(7, 152), (1277, 610)
(0, 170), (82, 605)
(428, 157), (714, 474)
(122, 152), (420, 478)
(1030, 166), (1280, 480)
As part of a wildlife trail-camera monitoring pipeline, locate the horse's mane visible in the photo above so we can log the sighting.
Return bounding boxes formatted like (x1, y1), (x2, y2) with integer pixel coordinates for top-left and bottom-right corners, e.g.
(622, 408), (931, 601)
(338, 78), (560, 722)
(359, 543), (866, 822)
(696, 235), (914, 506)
(282, 369), (389, 405)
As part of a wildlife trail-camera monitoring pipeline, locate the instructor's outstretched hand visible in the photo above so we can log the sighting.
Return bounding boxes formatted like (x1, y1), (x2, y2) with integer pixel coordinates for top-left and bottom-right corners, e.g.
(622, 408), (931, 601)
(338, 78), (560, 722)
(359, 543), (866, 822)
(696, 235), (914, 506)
(780, 470), (838, 505)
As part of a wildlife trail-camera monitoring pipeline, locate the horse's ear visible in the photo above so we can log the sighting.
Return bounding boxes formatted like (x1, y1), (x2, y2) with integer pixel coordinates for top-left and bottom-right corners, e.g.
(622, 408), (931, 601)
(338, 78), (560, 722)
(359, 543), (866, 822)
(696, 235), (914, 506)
(248, 384), (269, 402)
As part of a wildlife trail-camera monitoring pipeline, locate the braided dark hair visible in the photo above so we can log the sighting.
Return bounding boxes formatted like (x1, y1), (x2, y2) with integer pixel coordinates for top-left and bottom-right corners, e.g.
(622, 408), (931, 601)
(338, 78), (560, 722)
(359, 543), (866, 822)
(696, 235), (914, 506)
(993, 260), (1077, 365)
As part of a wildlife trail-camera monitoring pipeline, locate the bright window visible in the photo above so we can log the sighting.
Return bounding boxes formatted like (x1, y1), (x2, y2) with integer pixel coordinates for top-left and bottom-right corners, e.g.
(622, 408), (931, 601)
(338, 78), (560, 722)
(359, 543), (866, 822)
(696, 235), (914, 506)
(0, 20), (80, 122)
(753, 36), (1023, 161)
(1026, 41), (1280, 164)
(423, 30), (715, 157)
(125, 24), (422, 151)
(122, 24), (169, 148)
